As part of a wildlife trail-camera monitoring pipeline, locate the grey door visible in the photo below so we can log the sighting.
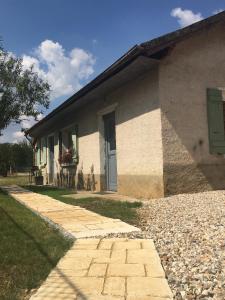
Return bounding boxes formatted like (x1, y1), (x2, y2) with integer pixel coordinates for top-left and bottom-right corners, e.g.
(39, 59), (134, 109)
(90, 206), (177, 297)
(48, 136), (54, 183)
(104, 112), (117, 191)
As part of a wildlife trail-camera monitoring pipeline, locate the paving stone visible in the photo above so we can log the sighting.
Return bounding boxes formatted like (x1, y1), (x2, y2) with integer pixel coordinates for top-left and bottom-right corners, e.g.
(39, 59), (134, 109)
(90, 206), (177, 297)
(113, 239), (141, 250)
(111, 249), (127, 263)
(88, 263), (107, 277)
(86, 224), (102, 230)
(56, 258), (92, 270)
(127, 249), (160, 264)
(141, 240), (156, 249)
(127, 297), (170, 300)
(69, 277), (104, 294)
(48, 268), (87, 277)
(127, 277), (173, 298)
(76, 296), (125, 300)
(145, 262), (165, 278)
(63, 250), (110, 259)
(31, 292), (76, 300)
(103, 277), (126, 296)
(31, 285), (77, 299)
(107, 263), (145, 277)
(72, 239), (100, 247)
(70, 243), (98, 250)
(40, 277), (104, 295)
(98, 239), (114, 249)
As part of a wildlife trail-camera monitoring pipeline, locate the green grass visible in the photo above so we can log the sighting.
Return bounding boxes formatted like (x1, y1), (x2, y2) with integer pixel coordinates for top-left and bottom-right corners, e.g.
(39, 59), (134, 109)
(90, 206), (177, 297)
(0, 189), (73, 300)
(0, 175), (29, 186)
(25, 185), (142, 226)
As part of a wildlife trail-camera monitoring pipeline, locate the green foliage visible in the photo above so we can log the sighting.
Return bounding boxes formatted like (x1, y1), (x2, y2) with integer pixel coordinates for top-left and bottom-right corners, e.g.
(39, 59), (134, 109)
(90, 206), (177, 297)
(26, 185), (142, 226)
(0, 189), (72, 299)
(0, 141), (33, 174)
(0, 45), (50, 133)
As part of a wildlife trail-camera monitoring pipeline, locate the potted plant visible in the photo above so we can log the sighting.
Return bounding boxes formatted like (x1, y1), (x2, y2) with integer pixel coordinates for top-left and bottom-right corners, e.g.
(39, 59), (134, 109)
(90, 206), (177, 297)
(34, 168), (44, 185)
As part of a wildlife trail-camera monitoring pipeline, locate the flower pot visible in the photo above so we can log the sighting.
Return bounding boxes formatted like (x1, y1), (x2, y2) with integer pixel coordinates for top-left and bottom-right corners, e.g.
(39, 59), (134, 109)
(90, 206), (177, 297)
(34, 176), (43, 185)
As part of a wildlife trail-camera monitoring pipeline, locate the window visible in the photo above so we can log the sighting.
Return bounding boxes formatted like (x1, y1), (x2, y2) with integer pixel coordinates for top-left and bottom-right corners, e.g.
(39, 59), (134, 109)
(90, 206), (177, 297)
(58, 125), (79, 164)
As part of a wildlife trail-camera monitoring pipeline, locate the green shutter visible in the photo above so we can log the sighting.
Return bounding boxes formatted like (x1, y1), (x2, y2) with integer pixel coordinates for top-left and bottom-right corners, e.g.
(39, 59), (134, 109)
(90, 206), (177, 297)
(71, 125), (79, 163)
(207, 88), (225, 153)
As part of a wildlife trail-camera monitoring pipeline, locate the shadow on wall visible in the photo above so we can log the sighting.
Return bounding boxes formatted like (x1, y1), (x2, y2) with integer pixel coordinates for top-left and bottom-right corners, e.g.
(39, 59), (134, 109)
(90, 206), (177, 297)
(160, 22), (225, 196)
(77, 164), (96, 191)
(161, 89), (225, 195)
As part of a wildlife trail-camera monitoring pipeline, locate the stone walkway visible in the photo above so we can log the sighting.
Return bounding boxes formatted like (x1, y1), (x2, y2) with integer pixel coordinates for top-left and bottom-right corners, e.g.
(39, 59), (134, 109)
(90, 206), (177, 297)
(1, 185), (173, 300)
(1, 185), (140, 238)
(31, 238), (172, 300)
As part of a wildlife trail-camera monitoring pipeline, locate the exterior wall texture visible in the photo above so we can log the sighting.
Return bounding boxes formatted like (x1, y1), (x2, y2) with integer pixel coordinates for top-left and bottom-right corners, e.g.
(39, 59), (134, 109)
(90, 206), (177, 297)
(159, 21), (225, 195)
(74, 68), (164, 198)
(40, 67), (164, 199)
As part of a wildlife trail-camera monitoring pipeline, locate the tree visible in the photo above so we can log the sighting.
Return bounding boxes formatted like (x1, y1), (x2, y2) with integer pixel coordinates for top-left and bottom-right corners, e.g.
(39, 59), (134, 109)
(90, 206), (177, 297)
(0, 141), (33, 175)
(11, 141), (33, 171)
(0, 143), (11, 176)
(0, 44), (50, 134)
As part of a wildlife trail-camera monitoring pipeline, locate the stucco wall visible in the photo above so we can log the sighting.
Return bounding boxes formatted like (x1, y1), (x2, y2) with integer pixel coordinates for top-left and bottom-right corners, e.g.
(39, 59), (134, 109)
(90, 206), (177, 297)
(159, 21), (225, 195)
(70, 67), (164, 198)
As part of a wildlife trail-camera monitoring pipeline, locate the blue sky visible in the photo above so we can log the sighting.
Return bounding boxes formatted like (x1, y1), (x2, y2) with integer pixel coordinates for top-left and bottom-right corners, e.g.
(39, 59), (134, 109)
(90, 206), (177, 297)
(0, 0), (224, 142)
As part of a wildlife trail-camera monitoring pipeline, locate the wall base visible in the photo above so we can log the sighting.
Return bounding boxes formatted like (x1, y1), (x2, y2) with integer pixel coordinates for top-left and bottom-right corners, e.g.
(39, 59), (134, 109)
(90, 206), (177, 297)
(164, 163), (225, 196)
(118, 174), (164, 199)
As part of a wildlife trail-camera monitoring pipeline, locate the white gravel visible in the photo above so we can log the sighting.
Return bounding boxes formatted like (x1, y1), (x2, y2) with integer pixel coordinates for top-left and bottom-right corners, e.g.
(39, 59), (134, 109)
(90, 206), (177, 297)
(137, 191), (225, 300)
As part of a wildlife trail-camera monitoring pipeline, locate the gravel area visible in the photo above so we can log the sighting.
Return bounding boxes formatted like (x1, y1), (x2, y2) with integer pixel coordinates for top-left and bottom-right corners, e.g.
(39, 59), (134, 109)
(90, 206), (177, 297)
(139, 191), (225, 299)
(100, 190), (225, 299)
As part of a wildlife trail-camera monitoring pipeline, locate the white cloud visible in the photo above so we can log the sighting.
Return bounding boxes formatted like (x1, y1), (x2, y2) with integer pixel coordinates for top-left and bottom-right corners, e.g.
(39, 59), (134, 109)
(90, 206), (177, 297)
(171, 7), (203, 27)
(19, 114), (44, 129)
(22, 40), (96, 99)
(0, 124), (25, 144)
(12, 131), (24, 143)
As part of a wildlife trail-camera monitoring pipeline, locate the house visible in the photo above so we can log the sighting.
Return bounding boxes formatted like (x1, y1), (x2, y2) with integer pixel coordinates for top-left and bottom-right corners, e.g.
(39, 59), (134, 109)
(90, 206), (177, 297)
(26, 11), (225, 199)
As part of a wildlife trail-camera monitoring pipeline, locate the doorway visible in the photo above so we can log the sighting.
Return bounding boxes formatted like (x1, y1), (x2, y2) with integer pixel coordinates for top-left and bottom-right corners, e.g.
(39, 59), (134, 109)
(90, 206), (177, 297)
(103, 111), (117, 191)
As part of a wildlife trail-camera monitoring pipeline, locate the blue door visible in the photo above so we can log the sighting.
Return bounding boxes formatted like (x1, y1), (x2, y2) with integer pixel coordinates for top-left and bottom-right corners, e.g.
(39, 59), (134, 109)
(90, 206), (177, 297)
(104, 112), (117, 191)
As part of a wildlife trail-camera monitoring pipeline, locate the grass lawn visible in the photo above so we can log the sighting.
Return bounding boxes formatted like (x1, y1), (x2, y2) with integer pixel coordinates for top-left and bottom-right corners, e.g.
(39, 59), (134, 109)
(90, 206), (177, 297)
(0, 175), (29, 186)
(25, 185), (142, 226)
(0, 189), (73, 300)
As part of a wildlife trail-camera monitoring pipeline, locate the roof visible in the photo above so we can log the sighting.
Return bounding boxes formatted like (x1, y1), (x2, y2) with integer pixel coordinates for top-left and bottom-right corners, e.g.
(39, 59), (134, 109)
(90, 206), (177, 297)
(26, 10), (225, 136)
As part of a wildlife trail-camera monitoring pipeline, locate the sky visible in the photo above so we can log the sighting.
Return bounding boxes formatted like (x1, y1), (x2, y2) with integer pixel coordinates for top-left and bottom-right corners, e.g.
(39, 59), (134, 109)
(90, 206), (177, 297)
(0, 0), (224, 143)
